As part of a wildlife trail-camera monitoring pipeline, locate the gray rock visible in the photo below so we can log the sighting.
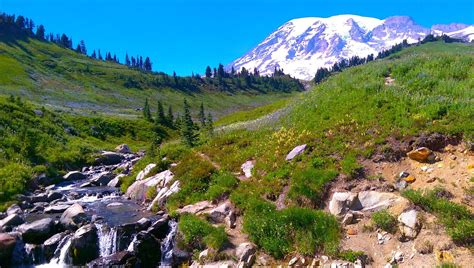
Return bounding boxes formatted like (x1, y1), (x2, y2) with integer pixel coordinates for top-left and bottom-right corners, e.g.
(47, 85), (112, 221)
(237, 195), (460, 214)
(137, 218), (151, 230)
(60, 203), (88, 229)
(0, 233), (16, 266)
(70, 224), (99, 265)
(115, 144), (132, 154)
(126, 170), (174, 202)
(95, 152), (124, 165)
(208, 201), (233, 224)
(354, 191), (406, 212)
(0, 214), (24, 230)
(47, 191), (64, 202)
(328, 192), (358, 217)
(107, 175), (123, 187)
(90, 172), (115, 186)
(43, 232), (68, 260)
(44, 204), (71, 214)
(17, 218), (55, 244)
(236, 243), (256, 263)
(241, 160), (255, 178)
(64, 171), (87, 181)
(6, 204), (22, 215)
(285, 144), (307, 161)
(398, 209), (420, 241)
(134, 230), (161, 267)
(106, 202), (123, 208)
(176, 200), (214, 215)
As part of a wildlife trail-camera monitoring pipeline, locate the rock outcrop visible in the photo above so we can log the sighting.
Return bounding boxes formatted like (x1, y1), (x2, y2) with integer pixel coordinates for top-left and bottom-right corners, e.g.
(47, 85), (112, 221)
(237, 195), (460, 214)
(60, 203), (88, 229)
(70, 224), (99, 265)
(126, 170), (174, 202)
(398, 209), (421, 241)
(115, 144), (132, 154)
(17, 217), (55, 244)
(64, 171), (87, 181)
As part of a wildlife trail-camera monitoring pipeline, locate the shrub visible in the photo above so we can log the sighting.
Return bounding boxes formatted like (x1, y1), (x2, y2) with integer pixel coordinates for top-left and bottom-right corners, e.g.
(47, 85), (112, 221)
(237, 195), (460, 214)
(338, 250), (366, 262)
(372, 210), (397, 233)
(206, 171), (239, 201)
(288, 167), (338, 207)
(178, 214), (228, 250)
(0, 163), (31, 202)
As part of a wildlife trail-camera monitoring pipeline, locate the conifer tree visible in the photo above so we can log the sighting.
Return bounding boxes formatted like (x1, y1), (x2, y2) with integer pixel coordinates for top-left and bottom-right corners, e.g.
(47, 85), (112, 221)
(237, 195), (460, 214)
(156, 100), (166, 124)
(91, 50), (97, 59)
(125, 53), (131, 66)
(144, 57), (152, 71)
(198, 102), (206, 127)
(143, 98), (152, 121)
(167, 105), (174, 126)
(180, 99), (196, 146)
(205, 66), (212, 78)
(36, 25), (45, 40)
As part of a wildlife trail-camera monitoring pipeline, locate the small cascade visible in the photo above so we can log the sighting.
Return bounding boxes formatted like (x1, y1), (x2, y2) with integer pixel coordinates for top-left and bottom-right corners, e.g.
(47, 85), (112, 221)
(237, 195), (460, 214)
(127, 234), (138, 251)
(160, 220), (178, 266)
(48, 234), (72, 266)
(96, 223), (118, 257)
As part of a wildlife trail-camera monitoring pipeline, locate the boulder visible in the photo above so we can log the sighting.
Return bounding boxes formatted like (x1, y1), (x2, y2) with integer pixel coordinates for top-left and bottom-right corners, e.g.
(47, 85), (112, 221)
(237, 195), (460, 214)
(398, 209), (420, 241)
(134, 231), (161, 267)
(208, 201), (233, 224)
(60, 203), (88, 229)
(147, 217), (170, 239)
(285, 144), (306, 161)
(64, 171), (87, 181)
(115, 144), (132, 154)
(47, 191), (64, 202)
(407, 147), (435, 163)
(88, 251), (137, 267)
(0, 233), (16, 266)
(136, 163), (157, 181)
(43, 232), (68, 260)
(137, 218), (151, 230)
(7, 204), (23, 215)
(90, 172), (115, 186)
(355, 191), (405, 212)
(241, 160), (255, 178)
(70, 224), (99, 265)
(44, 204), (71, 214)
(0, 214), (24, 231)
(236, 243), (256, 263)
(107, 174), (124, 187)
(328, 192), (358, 217)
(17, 218), (55, 244)
(126, 170), (174, 202)
(176, 200), (214, 215)
(147, 180), (180, 210)
(95, 152), (124, 166)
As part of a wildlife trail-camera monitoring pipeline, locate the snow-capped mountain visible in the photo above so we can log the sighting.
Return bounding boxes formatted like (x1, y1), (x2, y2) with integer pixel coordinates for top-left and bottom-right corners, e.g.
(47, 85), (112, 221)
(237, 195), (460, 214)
(228, 15), (473, 80)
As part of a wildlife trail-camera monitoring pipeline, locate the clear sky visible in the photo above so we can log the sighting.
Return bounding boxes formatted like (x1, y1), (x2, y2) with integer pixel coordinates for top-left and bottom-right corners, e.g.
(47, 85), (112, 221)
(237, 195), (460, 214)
(1, 0), (473, 75)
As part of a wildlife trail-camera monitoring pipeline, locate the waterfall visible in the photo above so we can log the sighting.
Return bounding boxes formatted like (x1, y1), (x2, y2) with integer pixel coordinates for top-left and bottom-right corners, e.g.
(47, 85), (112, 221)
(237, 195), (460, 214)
(127, 234), (138, 251)
(46, 234), (72, 266)
(160, 220), (178, 266)
(96, 223), (118, 257)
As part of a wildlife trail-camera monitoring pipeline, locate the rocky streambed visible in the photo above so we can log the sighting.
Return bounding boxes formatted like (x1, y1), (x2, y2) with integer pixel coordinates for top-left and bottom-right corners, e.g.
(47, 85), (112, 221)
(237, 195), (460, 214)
(0, 147), (182, 267)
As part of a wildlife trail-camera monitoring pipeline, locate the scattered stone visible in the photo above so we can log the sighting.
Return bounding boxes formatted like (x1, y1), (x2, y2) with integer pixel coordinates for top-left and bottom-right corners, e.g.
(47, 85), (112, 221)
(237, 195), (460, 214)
(47, 191), (64, 202)
(208, 201), (233, 224)
(44, 204), (71, 214)
(403, 175), (416, 183)
(0, 233), (16, 265)
(342, 213), (354, 225)
(95, 152), (124, 166)
(407, 147), (435, 163)
(6, 204), (22, 215)
(394, 180), (408, 191)
(346, 228), (358, 235)
(241, 160), (255, 178)
(107, 175), (123, 187)
(399, 171), (409, 179)
(64, 171), (87, 181)
(288, 256), (299, 266)
(398, 209), (420, 241)
(377, 231), (391, 244)
(328, 192), (358, 217)
(115, 144), (132, 154)
(70, 224), (99, 265)
(391, 251), (404, 264)
(427, 177), (437, 183)
(18, 218), (55, 244)
(0, 214), (24, 230)
(176, 200), (214, 215)
(90, 172), (115, 186)
(285, 144), (306, 161)
(236, 243), (256, 263)
(60, 203), (88, 229)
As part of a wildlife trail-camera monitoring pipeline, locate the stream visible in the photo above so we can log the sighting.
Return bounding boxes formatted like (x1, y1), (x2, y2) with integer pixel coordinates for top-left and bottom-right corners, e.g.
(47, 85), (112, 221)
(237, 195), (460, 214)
(1, 150), (179, 267)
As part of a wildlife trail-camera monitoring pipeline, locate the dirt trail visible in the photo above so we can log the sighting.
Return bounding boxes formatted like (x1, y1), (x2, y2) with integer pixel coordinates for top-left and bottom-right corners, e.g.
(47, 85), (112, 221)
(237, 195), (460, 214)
(197, 151), (222, 170)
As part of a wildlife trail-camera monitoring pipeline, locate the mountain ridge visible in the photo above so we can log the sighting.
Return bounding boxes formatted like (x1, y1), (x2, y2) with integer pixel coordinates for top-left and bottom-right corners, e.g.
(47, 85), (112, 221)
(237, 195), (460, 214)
(228, 15), (474, 80)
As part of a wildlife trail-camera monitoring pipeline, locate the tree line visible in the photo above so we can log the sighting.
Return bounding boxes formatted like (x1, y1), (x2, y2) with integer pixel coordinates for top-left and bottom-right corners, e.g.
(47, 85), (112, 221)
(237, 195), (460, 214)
(141, 98), (213, 147)
(313, 34), (466, 84)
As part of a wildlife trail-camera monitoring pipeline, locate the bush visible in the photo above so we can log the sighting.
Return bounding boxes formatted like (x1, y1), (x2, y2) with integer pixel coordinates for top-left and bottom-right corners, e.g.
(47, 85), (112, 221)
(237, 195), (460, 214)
(288, 167), (337, 207)
(178, 214), (228, 250)
(206, 171), (239, 201)
(372, 210), (397, 233)
(338, 250), (366, 262)
(0, 163), (31, 202)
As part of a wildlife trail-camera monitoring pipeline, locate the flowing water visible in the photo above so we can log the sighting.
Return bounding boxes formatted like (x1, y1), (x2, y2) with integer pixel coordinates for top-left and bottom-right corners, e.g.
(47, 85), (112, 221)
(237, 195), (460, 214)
(160, 220), (178, 266)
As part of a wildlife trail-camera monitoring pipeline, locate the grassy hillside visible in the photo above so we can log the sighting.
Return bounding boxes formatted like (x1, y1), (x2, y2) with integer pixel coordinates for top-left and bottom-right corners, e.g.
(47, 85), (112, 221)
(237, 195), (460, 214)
(158, 42), (474, 258)
(0, 37), (302, 117)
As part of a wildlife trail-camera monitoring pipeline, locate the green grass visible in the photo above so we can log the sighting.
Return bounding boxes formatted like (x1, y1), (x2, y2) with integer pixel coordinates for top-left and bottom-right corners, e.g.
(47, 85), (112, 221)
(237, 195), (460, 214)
(177, 214), (228, 251)
(0, 38), (301, 118)
(402, 188), (473, 246)
(372, 210), (398, 233)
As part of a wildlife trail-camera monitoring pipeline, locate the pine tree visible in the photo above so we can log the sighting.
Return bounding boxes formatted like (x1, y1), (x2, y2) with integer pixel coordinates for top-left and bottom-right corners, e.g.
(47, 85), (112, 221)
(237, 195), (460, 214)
(198, 102), (206, 127)
(91, 50), (97, 59)
(181, 99), (196, 146)
(167, 105), (174, 126)
(125, 53), (131, 66)
(156, 100), (166, 124)
(79, 40), (87, 54)
(205, 66), (212, 78)
(143, 98), (152, 121)
(36, 25), (45, 40)
(98, 50), (103, 60)
(144, 57), (152, 71)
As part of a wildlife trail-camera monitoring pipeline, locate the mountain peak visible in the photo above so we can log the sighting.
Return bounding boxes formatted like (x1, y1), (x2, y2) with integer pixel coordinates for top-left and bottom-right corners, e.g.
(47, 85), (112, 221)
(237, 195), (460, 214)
(229, 15), (473, 80)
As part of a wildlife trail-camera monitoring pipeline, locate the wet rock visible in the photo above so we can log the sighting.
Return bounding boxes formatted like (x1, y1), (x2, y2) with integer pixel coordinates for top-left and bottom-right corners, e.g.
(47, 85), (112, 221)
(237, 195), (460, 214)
(88, 251), (137, 267)
(64, 171), (87, 181)
(0, 214), (24, 231)
(134, 231), (161, 267)
(95, 152), (124, 166)
(60, 203), (88, 229)
(7, 204), (23, 215)
(236, 242), (256, 263)
(329, 192), (358, 217)
(126, 170), (174, 202)
(398, 209), (420, 241)
(285, 144), (306, 161)
(147, 217), (170, 239)
(70, 224), (99, 265)
(107, 175), (123, 187)
(18, 218), (55, 244)
(47, 191), (64, 202)
(115, 144), (132, 154)
(241, 160), (255, 178)
(44, 204), (71, 214)
(407, 147), (435, 163)
(90, 171), (115, 186)
(137, 218), (151, 230)
(43, 232), (68, 260)
(0, 233), (16, 266)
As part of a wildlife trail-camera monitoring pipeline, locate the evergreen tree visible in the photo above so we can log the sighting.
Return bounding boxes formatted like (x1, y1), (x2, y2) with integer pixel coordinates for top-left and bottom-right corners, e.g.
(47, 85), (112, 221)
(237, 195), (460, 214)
(156, 100), (166, 124)
(167, 105), (174, 126)
(180, 99), (196, 146)
(206, 112), (214, 136)
(125, 53), (131, 66)
(98, 50), (103, 60)
(144, 57), (152, 71)
(143, 98), (152, 121)
(198, 102), (206, 127)
(205, 66), (212, 78)
(91, 50), (97, 59)
(36, 25), (45, 40)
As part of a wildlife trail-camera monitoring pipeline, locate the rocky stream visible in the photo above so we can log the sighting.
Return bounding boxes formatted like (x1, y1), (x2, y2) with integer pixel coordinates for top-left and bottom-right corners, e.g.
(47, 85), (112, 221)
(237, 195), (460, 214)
(0, 146), (183, 267)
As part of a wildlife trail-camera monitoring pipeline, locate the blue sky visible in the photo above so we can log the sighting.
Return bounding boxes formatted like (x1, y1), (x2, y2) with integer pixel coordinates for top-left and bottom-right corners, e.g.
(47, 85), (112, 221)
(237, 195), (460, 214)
(1, 0), (473, 75)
